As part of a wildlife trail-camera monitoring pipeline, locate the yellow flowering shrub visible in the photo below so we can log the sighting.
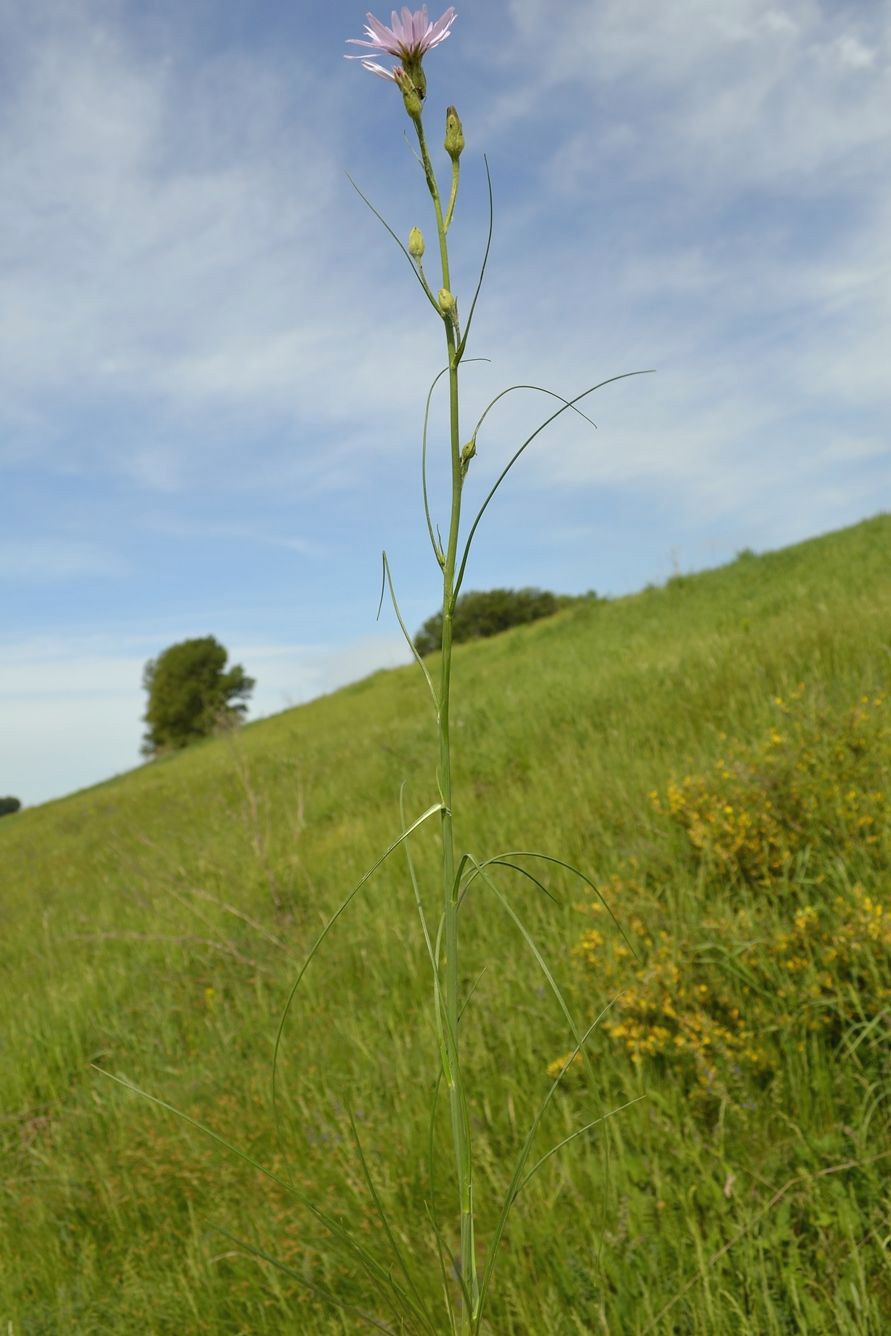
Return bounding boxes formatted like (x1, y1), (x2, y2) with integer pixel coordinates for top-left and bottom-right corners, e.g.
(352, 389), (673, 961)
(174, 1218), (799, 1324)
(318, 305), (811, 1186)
(554, 691), (890, 1100)
(651, 688), (888, 886)
(553, 882), (890, 1101)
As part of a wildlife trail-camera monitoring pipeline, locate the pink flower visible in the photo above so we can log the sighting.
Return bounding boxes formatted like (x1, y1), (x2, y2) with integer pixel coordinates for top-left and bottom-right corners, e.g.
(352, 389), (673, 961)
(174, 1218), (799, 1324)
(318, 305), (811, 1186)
(346, 7), (457, 81)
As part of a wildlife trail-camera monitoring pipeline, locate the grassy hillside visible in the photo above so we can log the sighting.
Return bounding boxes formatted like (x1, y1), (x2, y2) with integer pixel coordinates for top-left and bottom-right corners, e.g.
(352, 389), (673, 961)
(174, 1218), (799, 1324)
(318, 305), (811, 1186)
(1, 515), (889, 1334)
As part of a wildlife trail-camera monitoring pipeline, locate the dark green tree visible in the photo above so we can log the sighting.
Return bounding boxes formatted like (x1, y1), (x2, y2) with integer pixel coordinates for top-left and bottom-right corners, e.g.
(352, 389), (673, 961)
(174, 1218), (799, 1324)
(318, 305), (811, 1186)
(142, 636), (254, 756)
(0, 796), (21, 817)
(414, 587), (574, 656)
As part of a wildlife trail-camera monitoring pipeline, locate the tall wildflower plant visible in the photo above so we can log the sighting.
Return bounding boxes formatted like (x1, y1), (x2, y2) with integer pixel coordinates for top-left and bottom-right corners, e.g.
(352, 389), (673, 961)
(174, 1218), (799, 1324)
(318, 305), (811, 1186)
(338, 10), (646, 1329)
(103, 9), (647, 1333)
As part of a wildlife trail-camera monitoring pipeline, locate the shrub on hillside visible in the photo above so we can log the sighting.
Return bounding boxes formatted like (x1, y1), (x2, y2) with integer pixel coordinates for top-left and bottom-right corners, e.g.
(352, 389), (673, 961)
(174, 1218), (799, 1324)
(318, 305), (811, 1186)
(142, 636), (255, 757)
(652, 686), (888, 885)
(0, 796), (21, 817)
(414, 587), (576, 656)
(554, 878), (889, 1104)
(555, 688), (890, 1105)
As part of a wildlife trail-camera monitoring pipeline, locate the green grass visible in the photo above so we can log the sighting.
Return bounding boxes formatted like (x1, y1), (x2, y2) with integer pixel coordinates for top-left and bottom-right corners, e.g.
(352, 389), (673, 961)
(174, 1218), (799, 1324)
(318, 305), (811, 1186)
(1, 514), (889, 1333)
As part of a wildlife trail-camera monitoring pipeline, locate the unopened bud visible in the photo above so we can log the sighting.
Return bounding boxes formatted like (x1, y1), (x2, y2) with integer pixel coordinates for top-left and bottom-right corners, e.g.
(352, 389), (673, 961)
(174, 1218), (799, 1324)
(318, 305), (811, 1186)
(408, 227), (425, 260)
(460, 437), (476, 476)
(438, 288), (457, 320)
(444, 106), (464, 161)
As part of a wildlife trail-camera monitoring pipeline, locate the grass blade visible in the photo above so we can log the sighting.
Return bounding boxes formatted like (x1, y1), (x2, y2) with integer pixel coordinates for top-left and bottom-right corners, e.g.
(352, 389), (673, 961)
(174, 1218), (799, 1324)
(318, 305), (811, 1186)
(272, 803), (444, 1162)
(209, 1223), (400, 1334)
(423, 1199), (459, 1336)
(516, 1095), (646, 1193)
(347, 1106), (438, 1335)
(458, 855), (626, 1330)
(95, 1068), (411, 1316)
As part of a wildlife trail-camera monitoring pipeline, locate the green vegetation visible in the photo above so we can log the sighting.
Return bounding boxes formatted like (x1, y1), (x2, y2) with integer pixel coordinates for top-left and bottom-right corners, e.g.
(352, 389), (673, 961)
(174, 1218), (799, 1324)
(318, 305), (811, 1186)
(142, 636), (254, 756)
(1, 515), (889, 1333)
(0, 796), (21, 817)
(413, 586), (577, 656)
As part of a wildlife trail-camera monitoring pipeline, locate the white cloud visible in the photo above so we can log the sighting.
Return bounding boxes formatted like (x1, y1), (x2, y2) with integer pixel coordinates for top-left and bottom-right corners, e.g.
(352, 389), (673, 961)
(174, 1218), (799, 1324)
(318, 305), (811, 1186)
(0, 4), (433, 483)
(241, 634), (410, 716)
(500, 0), (891, 192)
(835, 35), (876, 69)
(447, 0), (891, 549)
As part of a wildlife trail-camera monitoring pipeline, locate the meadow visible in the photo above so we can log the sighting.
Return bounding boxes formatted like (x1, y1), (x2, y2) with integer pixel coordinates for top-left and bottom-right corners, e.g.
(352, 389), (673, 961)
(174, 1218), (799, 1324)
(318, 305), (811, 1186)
(1, 514), (889, 1334)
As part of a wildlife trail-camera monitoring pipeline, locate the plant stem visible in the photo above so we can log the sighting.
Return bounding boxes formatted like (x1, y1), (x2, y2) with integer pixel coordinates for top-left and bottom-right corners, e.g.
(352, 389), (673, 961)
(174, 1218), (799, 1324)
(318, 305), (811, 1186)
(413, 111), (477, 1329)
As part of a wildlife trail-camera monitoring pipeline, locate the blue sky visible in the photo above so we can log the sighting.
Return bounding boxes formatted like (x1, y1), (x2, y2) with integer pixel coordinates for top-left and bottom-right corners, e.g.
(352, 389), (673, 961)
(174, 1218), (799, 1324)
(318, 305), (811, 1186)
(2, 0), (889, 805)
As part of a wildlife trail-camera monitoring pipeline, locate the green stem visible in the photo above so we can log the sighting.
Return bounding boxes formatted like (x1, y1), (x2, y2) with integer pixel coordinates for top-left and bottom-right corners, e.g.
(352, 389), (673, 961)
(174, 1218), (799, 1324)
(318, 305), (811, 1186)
(413, 110), (477, 1328)
(445, 159), (460, 231)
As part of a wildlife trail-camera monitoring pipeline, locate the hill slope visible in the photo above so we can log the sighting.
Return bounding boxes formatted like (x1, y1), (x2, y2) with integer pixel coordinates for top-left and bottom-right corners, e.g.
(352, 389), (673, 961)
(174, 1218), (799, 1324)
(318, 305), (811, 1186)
(1, 515), (889, 1333)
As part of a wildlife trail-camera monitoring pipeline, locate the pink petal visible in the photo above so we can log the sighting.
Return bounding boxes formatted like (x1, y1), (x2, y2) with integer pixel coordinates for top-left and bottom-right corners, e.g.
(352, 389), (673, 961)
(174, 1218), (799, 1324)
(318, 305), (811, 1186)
(365, 13), (399, 50)
(346, 8), (457, 72)
(427, 7), (457, 46)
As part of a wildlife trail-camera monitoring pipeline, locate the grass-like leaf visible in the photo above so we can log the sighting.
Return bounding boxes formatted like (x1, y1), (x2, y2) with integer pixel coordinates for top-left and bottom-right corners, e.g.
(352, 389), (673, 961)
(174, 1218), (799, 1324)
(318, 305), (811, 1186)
(377, 550), (438, 708)
(347, 173), (440, 315)
(462, 849), (637, 960)
(455, 156), (493, 364)
(453, 370), (655, 599)
(421, 360), (491, 567)
(421, 366), (450, 565)
(468, 383), (599, 448)
(399, 782), (437, 976)
(467, 859), (597, 1086)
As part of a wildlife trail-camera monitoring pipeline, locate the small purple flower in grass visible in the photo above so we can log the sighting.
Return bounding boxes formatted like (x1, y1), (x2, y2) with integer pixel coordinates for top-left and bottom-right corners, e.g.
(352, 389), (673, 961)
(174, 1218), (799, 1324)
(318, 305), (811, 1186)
(346, 7), (457, 82)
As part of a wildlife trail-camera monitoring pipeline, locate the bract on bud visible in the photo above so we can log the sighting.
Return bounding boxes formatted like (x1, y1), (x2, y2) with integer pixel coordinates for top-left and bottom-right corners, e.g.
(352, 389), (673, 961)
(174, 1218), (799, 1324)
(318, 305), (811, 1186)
(460, 437), (476, 476)
(395, 64), (425, 120)
(444, 106), (464, 160)
(438, 288), (457, 320)
(408, 227), (425, 260)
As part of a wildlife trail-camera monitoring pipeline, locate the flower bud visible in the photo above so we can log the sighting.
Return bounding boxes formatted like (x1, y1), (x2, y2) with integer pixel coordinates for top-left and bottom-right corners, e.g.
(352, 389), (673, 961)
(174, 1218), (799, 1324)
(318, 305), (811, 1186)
(408, 227), (425, 260)
(438, 288), (457, 320)
(460, 437), (476, 476)
(444, 106), (464, 161)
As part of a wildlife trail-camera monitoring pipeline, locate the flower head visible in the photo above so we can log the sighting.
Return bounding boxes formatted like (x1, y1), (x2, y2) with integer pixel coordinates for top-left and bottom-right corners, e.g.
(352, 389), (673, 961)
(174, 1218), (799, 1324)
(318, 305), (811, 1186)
(346, 7), (457, 82)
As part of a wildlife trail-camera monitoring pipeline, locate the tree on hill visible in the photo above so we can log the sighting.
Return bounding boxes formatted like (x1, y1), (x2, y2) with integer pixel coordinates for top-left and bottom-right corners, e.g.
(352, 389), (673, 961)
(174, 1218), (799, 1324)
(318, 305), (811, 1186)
(0, 796), (21, 817)
(414, 587), (575, 656)
(142, 636), (254, 757)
